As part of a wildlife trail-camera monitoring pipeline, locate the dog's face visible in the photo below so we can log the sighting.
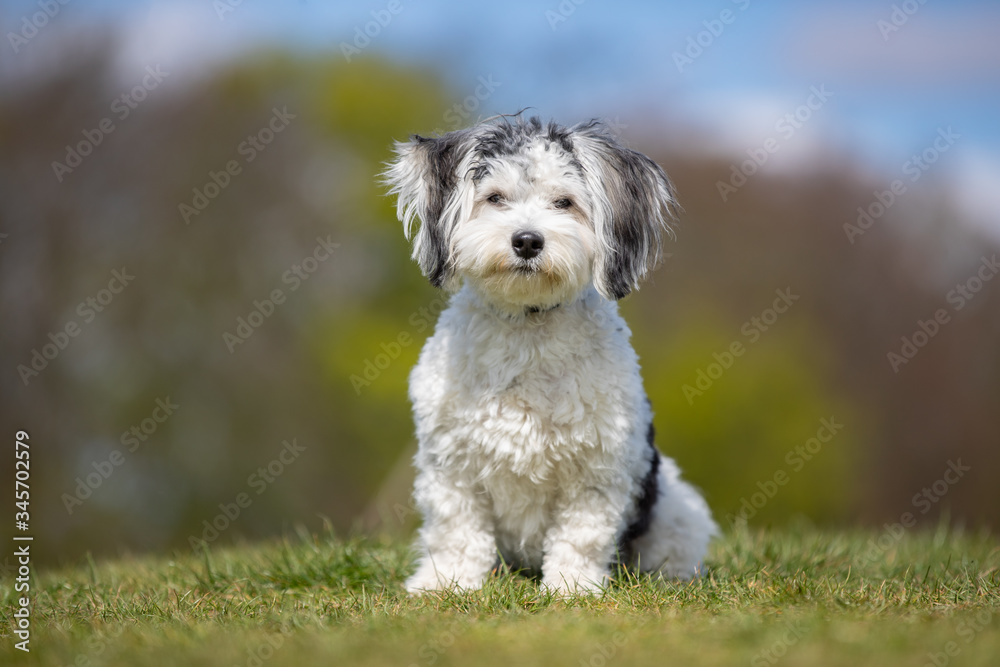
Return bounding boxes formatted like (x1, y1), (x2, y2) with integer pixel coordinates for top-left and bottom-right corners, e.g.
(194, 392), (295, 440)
(384, 116), (676, 307)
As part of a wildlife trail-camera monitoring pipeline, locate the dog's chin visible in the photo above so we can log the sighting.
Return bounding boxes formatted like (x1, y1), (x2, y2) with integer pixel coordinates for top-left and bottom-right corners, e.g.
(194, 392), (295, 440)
(468, 262), (586, 311)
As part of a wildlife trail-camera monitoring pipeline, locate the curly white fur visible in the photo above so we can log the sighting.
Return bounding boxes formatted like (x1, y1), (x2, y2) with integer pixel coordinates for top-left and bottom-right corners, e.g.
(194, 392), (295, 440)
(384, 116), (717, 594)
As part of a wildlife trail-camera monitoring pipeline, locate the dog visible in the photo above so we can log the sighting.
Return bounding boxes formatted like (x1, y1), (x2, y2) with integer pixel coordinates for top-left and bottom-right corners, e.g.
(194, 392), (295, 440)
(384, 115), (717, 594)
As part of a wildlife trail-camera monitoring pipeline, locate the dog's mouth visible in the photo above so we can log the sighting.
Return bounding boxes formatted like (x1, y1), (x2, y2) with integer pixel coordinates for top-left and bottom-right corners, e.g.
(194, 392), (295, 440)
(477, 259), (563, 295)
(464, 249), (590, 311)
(479, 256), (548, 278)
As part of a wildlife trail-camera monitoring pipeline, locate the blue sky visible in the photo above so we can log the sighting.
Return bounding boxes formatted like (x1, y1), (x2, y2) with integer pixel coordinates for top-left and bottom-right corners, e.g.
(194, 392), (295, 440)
(4, 0), (999, 232)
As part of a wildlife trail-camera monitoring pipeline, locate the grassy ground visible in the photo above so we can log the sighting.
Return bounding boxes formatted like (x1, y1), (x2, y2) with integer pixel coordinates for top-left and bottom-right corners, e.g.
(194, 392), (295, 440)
(2, 523), (999, 666)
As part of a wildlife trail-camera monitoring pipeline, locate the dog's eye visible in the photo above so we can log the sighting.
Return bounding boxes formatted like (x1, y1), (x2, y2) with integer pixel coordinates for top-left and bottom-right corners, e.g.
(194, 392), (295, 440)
(554, 198), (572, 209)
(487, 193), (504, 205)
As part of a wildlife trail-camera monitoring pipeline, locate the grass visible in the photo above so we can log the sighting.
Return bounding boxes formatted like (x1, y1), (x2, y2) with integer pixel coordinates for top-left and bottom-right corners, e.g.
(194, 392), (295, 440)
(2, 522), (999, 666)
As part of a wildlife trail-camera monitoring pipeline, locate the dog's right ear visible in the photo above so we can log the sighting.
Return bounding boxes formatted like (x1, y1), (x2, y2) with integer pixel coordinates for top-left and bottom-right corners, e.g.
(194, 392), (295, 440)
(383, 130), (473, 288)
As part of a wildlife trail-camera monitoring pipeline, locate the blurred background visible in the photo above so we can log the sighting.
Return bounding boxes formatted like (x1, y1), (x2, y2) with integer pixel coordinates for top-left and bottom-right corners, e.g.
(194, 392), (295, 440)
(1, 0), (998, 568)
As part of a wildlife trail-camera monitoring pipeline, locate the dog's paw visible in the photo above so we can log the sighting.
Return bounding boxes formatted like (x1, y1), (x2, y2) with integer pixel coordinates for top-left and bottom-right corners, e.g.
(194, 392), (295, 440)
(405, 563), (485, 595)
(541, 570), (608, 597)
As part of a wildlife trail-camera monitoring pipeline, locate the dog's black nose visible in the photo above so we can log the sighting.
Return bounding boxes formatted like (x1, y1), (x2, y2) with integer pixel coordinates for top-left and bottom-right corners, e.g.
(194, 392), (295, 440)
(511, 230), (544, 259)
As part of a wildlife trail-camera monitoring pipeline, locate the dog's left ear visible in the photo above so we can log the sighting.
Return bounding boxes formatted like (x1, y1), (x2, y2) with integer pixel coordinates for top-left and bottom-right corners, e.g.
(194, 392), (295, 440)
(571, 122), (677, 300)
(382, 130), (474, 288)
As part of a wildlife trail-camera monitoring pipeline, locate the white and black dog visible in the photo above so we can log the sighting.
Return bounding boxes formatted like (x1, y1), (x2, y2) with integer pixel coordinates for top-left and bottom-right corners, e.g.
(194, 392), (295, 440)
(384, 115), (717, 594)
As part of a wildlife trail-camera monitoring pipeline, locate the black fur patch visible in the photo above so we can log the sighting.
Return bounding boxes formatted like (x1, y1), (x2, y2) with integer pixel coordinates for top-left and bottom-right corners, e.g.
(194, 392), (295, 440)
(471, 116), (578, 182)
(474, 116), (541, 162)
(605, 151), (669, 299)
(569, 122), (673, 300)
(411, 132), (466, 287)
(618, 419), (661, 565)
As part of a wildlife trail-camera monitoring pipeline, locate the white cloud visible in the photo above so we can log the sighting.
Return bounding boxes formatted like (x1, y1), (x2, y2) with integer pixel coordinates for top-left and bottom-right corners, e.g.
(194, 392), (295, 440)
(787, 5), (1000, 84)
(949, 149), (1000, 243)
(667, 87), (843, 174)
(111, 1), (261, 84)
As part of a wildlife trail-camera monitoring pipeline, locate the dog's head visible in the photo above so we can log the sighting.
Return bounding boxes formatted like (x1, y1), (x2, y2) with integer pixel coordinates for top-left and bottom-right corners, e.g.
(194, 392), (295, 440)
(383, 115), (676, 308)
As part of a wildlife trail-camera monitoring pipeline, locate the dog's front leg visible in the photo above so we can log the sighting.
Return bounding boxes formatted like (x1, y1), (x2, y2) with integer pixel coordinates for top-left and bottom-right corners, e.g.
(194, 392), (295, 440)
(541, 485), (625, 594)
(405, 469), (496, 594)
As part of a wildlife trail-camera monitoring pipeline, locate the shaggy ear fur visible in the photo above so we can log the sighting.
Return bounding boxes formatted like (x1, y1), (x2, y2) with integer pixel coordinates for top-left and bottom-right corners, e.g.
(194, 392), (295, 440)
(383, 130), (474, 288)
(571, 122), (677, 300)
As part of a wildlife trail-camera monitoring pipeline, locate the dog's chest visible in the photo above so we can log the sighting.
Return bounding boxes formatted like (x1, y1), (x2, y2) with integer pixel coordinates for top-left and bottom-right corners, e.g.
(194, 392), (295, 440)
(446, 315), (616, 479)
